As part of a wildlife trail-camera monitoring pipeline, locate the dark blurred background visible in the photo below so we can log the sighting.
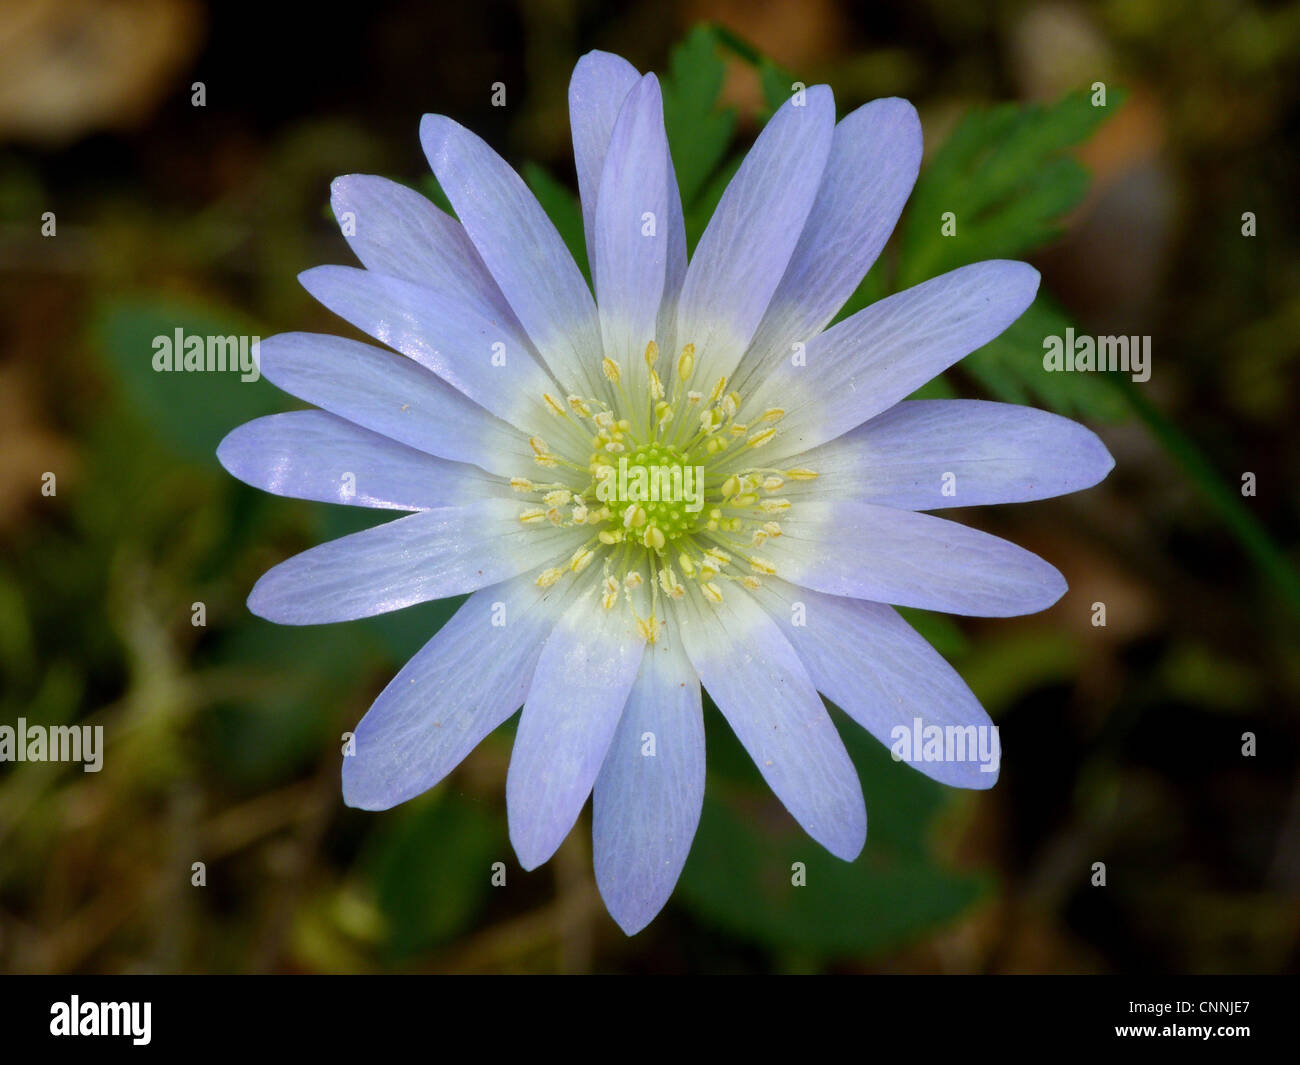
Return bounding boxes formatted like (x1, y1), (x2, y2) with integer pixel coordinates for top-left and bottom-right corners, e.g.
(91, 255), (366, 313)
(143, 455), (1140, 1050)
(1, 0), (1298, 973)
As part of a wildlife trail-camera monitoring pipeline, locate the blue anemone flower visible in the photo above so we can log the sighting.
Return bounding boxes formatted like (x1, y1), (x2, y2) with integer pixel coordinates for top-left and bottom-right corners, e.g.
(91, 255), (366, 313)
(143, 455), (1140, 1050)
(218, 50), (1114, 934)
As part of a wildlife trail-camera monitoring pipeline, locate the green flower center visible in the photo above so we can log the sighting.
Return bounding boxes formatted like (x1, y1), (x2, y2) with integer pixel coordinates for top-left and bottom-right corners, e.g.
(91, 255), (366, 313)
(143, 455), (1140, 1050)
(601, 442), (703, 547)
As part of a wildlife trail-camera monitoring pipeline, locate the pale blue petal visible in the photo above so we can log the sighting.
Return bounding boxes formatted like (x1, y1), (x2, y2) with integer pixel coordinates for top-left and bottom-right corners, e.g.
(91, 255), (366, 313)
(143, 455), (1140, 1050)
(569, 50), (641, 271)
(329, 174), (504, 304)
(569, 51), (686, 340)
(256, 332), (533, 477)
(592, 637), (704, 935)
(753, 580), (999, 788)
(342, 569), (580, 810)
(247, 499), (582, 624)
(780, 400), (1115, 509)
(735, 98), (922, 394)
(678, 587), (866, 860)
(217, 410), (507, 511)
(594, 74), (669, 400)
(420, 114), (602, 396)
(675, 87), (836, 386)
(763, 500), (1067, 617)
(299, 265), (554, 424)
(507, 579), (646, 870)
(750, 261), (1041, 460)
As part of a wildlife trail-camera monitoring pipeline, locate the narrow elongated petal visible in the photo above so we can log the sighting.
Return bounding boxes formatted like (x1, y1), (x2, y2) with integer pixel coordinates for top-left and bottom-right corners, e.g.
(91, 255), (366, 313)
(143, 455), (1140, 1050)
(329, 174), (506, 305)
(753, 580), (999, 788)
(256, 332), (533, 477)
(420, 115), (602, 396)
(299, 265), (553, 424)
(569, 50), (641, 271)
(247, 499), (581, 624)
(593, 638), (704, 935)
(677, 587), (866, 860)
(751, 261), (1041, 460)
(762, 499), (1067, 616)
(735, 98), (922, 394)
(569, 51), (686, 346)
(342, 570), (580, 809)
(780, 400), (1115, 510)
(594, 74), (669, 400)
(675, 87), (835, 386)
(217, 410), (507, 511)
(507, 580), (646, 869)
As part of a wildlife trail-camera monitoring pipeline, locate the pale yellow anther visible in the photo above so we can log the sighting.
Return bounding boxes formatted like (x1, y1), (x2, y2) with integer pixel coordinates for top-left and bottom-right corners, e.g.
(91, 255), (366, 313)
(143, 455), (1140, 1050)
(602, 357), (621, 383)
(760, 408), (786, 423)
(519, 508), (547, 524)
(546, 507), (564, 525)
(742, 576), (762, 590)
(543, 489), (572, 507)
(510, 477), (535, 492)
(708, 376), (727, 404)
(567, 394), (591, 416)
(678, 552), (696, 578)
(705, 438), (727, 455)
(698, 560), (719, 580)
(677, 344), (695, 380)
(649, 369), (664, 400)
(602, 576), (620, 610)
(748, 555), (777, 575)
(721, 474), (741, 499)
(643, 525), (666, 551)
(624, 571), (644, 590)
(763, 521), (782, 537)
(635, 615), (659, 643)
(604, 441), (625, 453)
(543, 393), (566, 416)
(720, 394), (738, 419)
(623, 504), (647, 529)
(536, 567), (563, 588)
(752, 530), (768, 546)
(702, 581), (723, 604)
(598, 529), (625, 545)
(570, 547), (595, 573)
(728, 423), (748, 436)
(658, 565), (685, 600)
(762, 476), (784, 492)
(705, 547), (732, 565)
(644, 340), (659, 367)
(687, 390), (703, 405)
(746, 427), (777, 449)
(733, 492), (759, 507)
(572, 504), (589, 524)
(786, 468), (819, 480)
(529, 436), (550, 456)
(760, 498), (791, 514)
(594, 410), (614, 428)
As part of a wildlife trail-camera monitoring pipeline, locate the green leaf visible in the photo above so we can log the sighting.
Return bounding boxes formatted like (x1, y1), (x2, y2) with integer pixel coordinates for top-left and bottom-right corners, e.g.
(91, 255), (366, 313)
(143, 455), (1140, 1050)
(523, 162), (591, 285)
(660, 25), (736, 209)
(92, 296), (282, 463)
(678, 792), (986, 960)
(364, 792), (502, 957)
(680, 707), (988, 958)
(963, 298), (1130, 420)
(898, 88), (1125, 288)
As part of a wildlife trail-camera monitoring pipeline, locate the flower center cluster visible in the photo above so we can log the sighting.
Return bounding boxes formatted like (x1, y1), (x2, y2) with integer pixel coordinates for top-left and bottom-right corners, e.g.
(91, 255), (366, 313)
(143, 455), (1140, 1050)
(511, 340), (818, 641)
(597, 442), (701, 546)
